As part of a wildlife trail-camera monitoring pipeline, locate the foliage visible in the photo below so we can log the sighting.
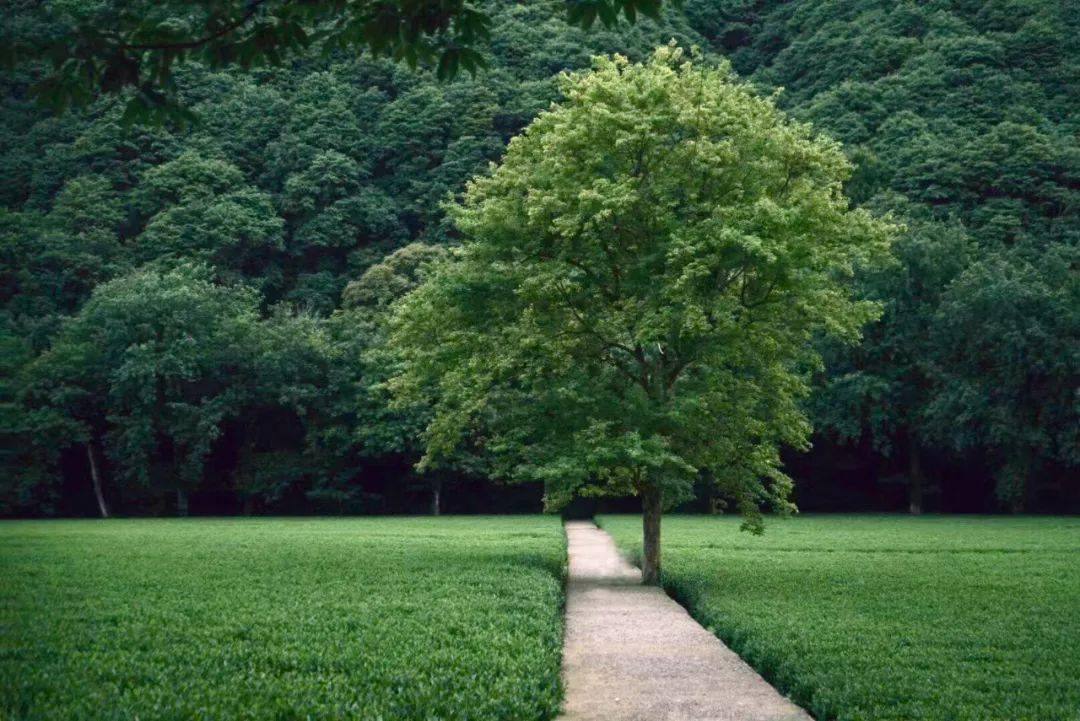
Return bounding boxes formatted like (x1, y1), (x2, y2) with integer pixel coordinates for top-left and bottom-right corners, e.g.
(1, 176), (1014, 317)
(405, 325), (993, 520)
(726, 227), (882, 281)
(310, 243), (451, 506)
(4, 0), (677, 123)
(135, 153), (284, 285)
(1, 1), (704, 515)
(812, 198), (973, 451)
(809, 196), (974, 511)
(391, 46), (893, 530)
(682, 0), (1079, 510)
(601, 513), (1080, 721)
(24, 264), (261, 496)
(926, 245), (1079, 510)
(0, 516), (566, 720)
(0, 0), (1076, 516)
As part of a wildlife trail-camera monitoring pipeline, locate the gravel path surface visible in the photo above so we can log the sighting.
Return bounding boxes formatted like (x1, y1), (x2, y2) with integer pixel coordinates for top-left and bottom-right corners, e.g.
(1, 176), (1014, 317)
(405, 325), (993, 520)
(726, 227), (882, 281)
(557, 521), (812, 721)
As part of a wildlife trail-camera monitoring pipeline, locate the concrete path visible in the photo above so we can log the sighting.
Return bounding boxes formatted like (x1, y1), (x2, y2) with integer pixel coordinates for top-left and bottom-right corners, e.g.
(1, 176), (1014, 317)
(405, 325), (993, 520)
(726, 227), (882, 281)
(558, 521), (812, 721)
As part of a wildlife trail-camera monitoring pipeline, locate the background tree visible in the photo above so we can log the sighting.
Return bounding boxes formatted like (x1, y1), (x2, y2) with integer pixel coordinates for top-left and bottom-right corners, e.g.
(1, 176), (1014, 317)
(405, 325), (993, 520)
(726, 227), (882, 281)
(315, 242), (473, 514)
(812, 196), (974, 514)
(391, 47), (893, 582)
(26, 264), (260, 515)
(926, 246), (1078, 512)
(135, 152), (285, 287)
(231, 308), (330, 514)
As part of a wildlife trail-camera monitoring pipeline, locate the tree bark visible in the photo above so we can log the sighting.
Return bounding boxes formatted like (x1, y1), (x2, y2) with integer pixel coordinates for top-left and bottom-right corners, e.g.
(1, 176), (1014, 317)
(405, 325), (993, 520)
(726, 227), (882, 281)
(86, 441), (109, 519)
(176, 488), (189, 517)
(641, 485), (662, 585)
(908, 436), (923, 515)
(430, 478), (442, 516)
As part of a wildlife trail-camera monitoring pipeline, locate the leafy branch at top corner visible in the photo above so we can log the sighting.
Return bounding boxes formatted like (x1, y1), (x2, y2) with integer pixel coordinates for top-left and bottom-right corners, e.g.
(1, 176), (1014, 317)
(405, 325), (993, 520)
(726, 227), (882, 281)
(5, 0), (670, 126)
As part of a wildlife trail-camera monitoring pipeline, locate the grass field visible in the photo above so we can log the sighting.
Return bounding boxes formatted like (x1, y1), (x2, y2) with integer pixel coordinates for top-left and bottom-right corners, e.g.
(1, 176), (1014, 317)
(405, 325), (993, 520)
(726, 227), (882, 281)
(0, 516), (566, 721)
(600, 514), (1080, 721)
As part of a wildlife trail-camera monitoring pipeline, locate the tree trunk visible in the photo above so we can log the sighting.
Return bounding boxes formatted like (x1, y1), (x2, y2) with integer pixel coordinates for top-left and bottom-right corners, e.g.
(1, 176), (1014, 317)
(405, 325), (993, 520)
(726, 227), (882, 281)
(641, 485), (662, 585)
(86, 442), (109, 519)
(430, 478), (442, 516)
(908, 437), (923, 515)
(1023, 453), (1039, 513)
(176, 488), (189, 517)
(1010, 455), (1038, 514)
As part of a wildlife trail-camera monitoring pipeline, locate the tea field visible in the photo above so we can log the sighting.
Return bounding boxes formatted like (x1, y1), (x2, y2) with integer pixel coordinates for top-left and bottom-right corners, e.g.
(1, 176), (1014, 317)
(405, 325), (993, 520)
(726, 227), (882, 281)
(600, 514), (1080, 721)
(0, 516), (566, 721)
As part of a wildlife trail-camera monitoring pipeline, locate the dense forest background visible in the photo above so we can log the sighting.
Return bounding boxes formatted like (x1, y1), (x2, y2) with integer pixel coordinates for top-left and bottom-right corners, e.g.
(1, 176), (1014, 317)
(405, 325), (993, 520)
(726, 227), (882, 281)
(2, 0), (1076, 517)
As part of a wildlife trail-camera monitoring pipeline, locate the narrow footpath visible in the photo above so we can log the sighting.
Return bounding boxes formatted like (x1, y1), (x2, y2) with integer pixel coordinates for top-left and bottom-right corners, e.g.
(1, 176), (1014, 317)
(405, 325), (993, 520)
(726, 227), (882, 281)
(557, 521), (812, 721)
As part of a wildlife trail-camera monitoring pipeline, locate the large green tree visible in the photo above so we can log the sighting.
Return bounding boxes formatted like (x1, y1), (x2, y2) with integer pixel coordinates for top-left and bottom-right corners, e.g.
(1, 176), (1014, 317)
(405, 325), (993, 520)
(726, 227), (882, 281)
(392, 46), (893, 582)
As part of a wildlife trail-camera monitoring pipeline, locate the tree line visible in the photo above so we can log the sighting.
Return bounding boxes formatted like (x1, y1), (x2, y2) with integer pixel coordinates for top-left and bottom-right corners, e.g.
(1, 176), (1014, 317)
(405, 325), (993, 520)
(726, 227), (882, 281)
(1, 0), (1076, 517)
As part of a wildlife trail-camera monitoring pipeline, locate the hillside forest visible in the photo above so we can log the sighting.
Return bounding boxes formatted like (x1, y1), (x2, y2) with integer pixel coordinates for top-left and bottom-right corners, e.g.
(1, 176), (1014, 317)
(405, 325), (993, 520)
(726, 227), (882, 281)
(1, 0), (1077, 517)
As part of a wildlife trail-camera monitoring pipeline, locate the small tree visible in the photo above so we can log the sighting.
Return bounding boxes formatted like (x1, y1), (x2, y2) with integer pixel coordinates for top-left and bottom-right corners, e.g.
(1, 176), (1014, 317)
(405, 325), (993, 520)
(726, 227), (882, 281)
(391, 46), (893, 583)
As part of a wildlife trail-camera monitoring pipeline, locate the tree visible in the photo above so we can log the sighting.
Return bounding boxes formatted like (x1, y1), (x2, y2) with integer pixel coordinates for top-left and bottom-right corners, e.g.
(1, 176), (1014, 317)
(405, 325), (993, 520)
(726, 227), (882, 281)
(134, 152), (284, 287)
(926, 245), (1078, 512)
(26, 264), (260, 515)
(0, 328), (67, 516)
(391, 46), (893, 582)
(316, 243), (453, 513)
(812, 196), (974, 514)
(233, 308), (331, 513)
(6, 0), (673, 123)
(0, 177), (129, 350)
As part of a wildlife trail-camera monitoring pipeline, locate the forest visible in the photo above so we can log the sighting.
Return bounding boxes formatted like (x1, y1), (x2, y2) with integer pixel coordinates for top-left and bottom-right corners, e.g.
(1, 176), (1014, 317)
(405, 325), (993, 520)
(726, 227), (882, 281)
(2, 0), (1077, 518)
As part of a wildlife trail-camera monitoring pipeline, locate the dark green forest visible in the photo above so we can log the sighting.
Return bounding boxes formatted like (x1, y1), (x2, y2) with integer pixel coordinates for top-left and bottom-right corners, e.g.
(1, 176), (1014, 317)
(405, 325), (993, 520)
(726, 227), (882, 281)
(2, 0), (1076, 517)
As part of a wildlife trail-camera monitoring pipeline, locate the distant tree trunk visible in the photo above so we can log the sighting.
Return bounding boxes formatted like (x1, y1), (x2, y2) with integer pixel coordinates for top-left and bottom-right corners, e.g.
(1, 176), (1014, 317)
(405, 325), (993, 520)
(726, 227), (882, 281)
(86, 441), (109, 519)
(237, 432), (255, 516)
(908, 437), (923, 515)
(641, 484), (662, 585)
(998, 454), (1032, 514)
(1023, 459), (1038, 513)
(430, 477), (442, 516)
(176, 488), (189, 517)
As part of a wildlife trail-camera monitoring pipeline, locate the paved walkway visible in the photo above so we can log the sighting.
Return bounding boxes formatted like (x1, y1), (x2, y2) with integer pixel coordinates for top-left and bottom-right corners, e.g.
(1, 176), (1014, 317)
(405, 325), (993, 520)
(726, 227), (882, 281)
(558, 521), (812, 721)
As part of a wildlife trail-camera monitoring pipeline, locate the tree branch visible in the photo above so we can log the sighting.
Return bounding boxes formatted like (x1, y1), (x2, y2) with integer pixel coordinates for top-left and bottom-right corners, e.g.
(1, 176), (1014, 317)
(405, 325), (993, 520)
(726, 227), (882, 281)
(119, 0), (272, 52)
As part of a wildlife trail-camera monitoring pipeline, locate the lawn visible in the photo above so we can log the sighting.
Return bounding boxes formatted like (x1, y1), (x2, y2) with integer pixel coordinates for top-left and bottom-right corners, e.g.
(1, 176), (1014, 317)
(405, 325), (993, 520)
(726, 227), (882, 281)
(599, 514), (1080, 721)
(0, 516), (566, 721)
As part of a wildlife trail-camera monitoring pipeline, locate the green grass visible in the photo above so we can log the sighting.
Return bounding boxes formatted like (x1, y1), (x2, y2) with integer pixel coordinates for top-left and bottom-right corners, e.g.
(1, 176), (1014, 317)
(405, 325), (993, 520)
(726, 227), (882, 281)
(599, 514), (1080, 721)
(0, 516), (566, 721)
